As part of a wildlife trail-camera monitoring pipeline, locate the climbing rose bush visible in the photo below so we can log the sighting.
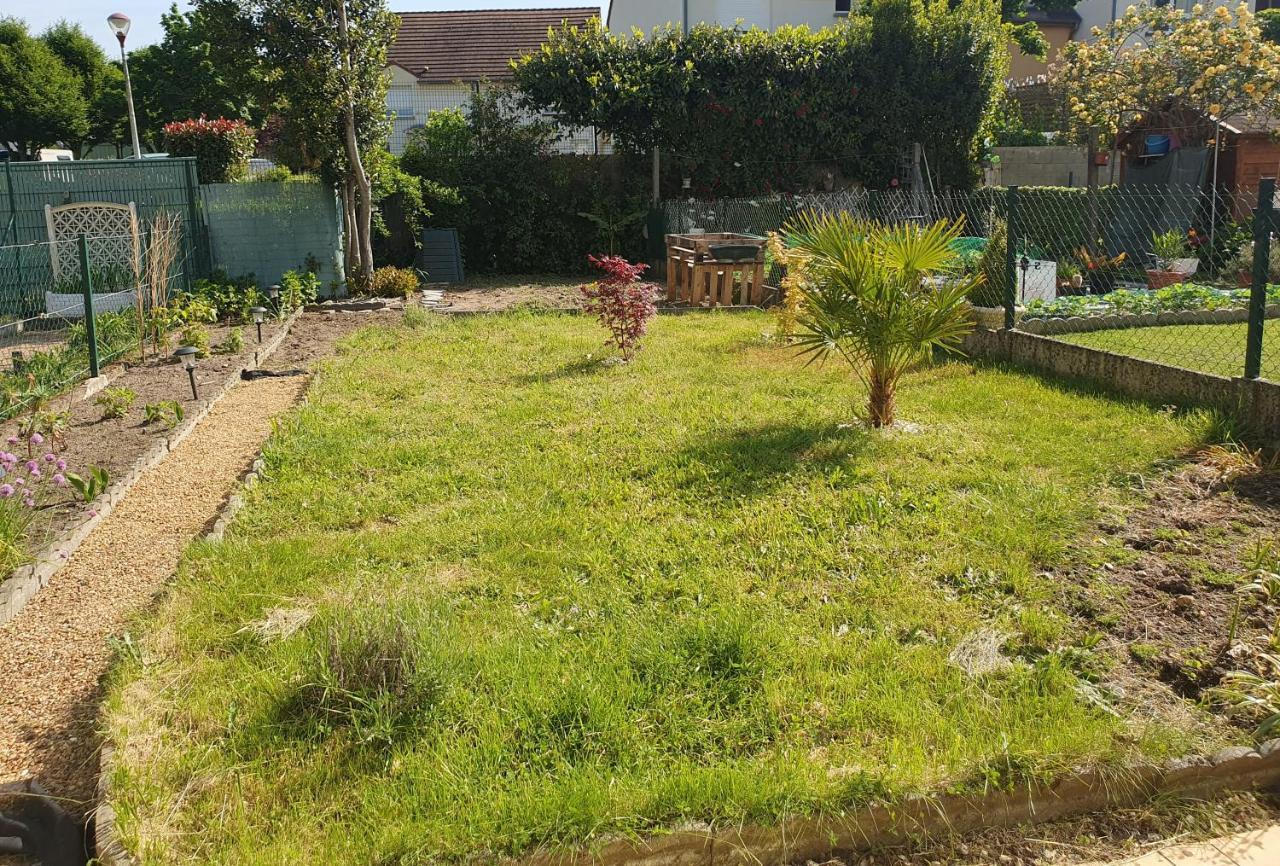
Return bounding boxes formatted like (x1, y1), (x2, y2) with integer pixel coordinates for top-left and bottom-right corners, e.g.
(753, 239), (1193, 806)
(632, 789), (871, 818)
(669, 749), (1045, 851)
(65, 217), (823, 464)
(579, 255), (661, 361)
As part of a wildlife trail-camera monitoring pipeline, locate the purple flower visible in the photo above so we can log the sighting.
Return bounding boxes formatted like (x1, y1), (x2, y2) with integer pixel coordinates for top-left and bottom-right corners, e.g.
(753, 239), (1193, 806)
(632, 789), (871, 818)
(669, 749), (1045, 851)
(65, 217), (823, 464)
(14, 478), (24, 487)
(43, 453), (55, 463)
(0, 484), (13, 498)
(29, 468), (40, 479)
(5, 436), (16, 446)
(24, 460), (38, 473)
(0, 453), (15, 465)
(30, 433), (43, 446)
(55, 459), (66, 471)
(53, 474), (66, 488)
(87, 509), (98, 517)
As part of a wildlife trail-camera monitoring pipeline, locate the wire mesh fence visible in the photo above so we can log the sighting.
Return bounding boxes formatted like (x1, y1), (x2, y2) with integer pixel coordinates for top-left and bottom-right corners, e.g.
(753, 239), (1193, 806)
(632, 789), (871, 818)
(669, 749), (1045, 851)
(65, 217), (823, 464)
(0, 228), (188, 421)
(663, 182), (1276, 382)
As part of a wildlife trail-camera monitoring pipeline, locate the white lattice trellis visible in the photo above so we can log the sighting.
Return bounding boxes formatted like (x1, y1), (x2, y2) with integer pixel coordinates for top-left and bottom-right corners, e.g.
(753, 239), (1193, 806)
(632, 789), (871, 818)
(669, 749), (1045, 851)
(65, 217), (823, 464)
(44, 201), (141, 287)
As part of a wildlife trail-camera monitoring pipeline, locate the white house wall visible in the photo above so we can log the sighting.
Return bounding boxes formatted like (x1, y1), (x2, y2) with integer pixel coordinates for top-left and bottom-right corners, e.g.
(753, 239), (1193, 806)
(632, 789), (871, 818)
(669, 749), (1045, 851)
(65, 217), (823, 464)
(1074, 0), (1262, 38)
(608, 0), (849, 35)
(384, 79), (609, 157)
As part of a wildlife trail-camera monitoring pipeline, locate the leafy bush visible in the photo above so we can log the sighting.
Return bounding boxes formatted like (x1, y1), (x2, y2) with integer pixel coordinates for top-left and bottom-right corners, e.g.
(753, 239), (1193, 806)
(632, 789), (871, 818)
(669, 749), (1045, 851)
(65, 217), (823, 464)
(0, 431), (94, 574)
(180, 323), (211, 358)
(191, 270), (263, 322)
(1023, 282), (1280, 319)
(143, 401), (184, 430)
(401, 93), (651, 274)
(1229, 240), (1280, 283)
(221, 327), (245, 354)
(95, 387), (136, 420)
(971, 218), (1008, 308)
(279, 269), (319, 312)
(368, 266), (420, 299)
(787, 213), (977, 427)
(579, 255), (661, 362)
(162, 117), (257, 183)
(512, 0), (1007, 193)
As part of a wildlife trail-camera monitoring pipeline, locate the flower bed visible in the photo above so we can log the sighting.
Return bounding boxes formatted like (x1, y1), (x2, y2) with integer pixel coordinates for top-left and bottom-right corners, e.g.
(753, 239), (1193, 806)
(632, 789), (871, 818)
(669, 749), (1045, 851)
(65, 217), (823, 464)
(1024, 283), (1280, 320)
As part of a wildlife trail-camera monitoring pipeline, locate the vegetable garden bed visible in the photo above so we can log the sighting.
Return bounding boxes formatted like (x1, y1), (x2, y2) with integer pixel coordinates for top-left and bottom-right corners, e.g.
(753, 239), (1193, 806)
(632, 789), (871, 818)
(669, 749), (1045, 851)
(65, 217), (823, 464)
(104, 311), (1266, 864)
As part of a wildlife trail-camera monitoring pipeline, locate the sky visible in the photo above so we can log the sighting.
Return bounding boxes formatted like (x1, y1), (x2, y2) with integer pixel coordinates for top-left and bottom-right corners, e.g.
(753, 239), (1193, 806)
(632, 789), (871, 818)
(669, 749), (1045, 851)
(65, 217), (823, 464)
(11, 0), (612, 55)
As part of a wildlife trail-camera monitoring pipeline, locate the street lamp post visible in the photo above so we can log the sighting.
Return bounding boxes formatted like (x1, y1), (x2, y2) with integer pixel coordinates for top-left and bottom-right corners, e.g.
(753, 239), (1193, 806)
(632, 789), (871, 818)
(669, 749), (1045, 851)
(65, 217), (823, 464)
(107, 12), (143, 160)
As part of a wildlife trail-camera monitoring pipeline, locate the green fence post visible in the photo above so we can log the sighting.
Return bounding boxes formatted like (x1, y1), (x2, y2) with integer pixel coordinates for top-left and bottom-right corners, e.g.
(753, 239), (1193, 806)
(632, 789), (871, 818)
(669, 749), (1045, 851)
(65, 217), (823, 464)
(1005, 185), (1019, 330)
(1245, 177), (1275, 381)
(77, 233), (101, 379)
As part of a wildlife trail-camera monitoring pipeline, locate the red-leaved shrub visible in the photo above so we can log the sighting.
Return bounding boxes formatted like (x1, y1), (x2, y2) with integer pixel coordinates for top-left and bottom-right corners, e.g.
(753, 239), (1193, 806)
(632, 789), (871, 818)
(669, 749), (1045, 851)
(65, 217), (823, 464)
(580, 255), (661, 361)
(162, 117), (257, 183)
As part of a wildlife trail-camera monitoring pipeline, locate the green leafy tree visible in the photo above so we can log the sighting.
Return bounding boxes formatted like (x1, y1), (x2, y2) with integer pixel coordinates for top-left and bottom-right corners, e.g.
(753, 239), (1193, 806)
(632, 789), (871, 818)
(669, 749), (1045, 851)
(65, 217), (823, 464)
(786, 212), (978, 428)
(39, 21), (123, 157)
(196, 0), (397, 288)
(512, 0), (1007, 194)
(0, 18), (89, 158)
(128, 4), (261, 150)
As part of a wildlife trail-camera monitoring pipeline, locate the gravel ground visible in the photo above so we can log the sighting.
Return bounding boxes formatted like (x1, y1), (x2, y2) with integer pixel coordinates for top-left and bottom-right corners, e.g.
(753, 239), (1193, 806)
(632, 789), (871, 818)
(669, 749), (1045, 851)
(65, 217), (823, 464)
(0, 312), (389, 830)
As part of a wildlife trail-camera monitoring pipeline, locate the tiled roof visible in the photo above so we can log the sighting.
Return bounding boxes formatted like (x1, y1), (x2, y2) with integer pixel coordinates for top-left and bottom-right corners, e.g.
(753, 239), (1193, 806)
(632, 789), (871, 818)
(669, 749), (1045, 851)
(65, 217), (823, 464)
(389, 7), (599, 83)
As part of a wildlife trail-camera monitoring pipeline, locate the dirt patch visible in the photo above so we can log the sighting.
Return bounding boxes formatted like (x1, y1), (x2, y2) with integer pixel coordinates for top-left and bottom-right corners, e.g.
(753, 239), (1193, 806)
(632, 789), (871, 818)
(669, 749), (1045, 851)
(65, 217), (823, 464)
(436, 277), (587, 313)
(1060, 448), (1280, 728)
(0, 312), (383, 826)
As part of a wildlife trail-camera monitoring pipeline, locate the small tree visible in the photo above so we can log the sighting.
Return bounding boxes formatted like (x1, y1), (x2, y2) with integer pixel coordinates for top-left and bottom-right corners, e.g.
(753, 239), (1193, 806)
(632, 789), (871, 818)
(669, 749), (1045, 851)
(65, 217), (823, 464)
(0, 18), (88, 158)
(163, 117), (256, 182)
(1058, 4), (1280, 150)
(787, 214), (978, 428)
(580, 255), (661, 362)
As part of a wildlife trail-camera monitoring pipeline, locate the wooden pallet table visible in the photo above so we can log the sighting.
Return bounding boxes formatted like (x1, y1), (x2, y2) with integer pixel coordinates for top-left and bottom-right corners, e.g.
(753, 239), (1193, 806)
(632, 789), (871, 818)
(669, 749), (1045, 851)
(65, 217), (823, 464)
(665, 233), (767, 306)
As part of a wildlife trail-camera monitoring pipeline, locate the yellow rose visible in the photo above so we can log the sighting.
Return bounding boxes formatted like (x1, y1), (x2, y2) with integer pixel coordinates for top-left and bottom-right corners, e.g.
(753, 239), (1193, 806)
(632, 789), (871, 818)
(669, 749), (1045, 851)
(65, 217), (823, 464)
(1209, 103), (1223, 115)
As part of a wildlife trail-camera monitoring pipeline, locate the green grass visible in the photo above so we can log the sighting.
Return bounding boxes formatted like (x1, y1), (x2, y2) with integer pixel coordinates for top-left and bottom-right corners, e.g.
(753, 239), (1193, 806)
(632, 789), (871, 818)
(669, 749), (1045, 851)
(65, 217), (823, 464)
(1058, 321), (1280, 380)
(106, 312), (1236, 865)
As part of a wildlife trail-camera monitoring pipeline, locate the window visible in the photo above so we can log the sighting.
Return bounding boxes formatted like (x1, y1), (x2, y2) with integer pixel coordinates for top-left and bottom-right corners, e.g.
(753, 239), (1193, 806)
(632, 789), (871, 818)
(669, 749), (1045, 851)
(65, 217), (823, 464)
(836, 0), (852, 13)
(1257, 0), (1279, 10)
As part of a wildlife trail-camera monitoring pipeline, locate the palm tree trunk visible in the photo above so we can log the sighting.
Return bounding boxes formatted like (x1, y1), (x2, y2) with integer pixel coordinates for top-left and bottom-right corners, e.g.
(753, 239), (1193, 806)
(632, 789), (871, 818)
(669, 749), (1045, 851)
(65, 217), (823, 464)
(866, 369), (896, 428)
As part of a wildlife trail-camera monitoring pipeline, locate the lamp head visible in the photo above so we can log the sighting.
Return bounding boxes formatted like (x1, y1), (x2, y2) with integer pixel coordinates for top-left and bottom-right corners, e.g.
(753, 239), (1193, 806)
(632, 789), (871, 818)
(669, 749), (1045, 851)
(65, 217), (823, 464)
(173, 345), (199, 371)
(250, 306), (267, 324)
(107, 12), (131, 46)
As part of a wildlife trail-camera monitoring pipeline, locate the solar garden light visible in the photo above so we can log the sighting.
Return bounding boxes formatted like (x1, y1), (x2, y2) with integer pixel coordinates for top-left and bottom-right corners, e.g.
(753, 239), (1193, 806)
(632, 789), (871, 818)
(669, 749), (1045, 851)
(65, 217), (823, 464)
(268, 284), (281, 315)
(107, 13), (143, 160)
(250, 306), (268, 343)
(173, 346), (199, 400)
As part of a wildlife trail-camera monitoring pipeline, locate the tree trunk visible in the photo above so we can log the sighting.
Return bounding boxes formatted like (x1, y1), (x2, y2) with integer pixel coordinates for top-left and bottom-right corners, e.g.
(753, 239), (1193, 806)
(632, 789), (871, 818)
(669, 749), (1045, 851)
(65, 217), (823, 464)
(1086, 132), (1101, 260)
(336, 0), (374, 291)
(866, 370), (896, 428)
(341, 176), (358, 283)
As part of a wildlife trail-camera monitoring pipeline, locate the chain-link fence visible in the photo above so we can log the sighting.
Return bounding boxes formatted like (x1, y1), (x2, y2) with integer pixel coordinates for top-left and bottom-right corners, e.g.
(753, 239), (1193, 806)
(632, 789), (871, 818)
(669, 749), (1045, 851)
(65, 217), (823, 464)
(0, 228), (187, 421)
(664, 182), (1275, 382)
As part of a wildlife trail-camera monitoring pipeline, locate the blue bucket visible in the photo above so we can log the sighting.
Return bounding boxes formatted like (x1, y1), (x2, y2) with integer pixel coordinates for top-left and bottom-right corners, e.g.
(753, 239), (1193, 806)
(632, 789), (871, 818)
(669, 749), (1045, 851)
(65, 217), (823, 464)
(1145, 134), (1171, 156)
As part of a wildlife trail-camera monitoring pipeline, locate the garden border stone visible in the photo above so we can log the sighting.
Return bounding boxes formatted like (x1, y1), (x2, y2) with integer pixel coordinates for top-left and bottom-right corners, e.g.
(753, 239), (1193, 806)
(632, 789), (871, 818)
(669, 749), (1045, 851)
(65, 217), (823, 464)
(0, 310), (301, 627)
(1019, 305), (1280, 336)
(94, 739), (1280, 866)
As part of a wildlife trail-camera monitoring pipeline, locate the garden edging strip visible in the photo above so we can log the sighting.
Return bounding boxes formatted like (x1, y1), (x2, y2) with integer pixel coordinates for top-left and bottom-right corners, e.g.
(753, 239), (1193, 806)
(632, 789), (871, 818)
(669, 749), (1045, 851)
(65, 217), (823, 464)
(0, 310), (301, 627)
(95, 740), (1280, 866)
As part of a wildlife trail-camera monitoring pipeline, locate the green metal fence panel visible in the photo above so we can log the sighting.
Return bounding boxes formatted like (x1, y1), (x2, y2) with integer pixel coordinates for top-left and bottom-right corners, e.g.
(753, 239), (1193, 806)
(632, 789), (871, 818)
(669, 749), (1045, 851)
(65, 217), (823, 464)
(201, 182), (345, 295)
(0, 158), (209, 305)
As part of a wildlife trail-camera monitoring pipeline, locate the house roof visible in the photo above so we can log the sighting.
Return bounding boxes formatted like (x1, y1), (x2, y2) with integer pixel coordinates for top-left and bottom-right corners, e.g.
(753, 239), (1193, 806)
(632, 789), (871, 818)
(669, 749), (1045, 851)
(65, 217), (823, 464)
(389, 7), (599, 83)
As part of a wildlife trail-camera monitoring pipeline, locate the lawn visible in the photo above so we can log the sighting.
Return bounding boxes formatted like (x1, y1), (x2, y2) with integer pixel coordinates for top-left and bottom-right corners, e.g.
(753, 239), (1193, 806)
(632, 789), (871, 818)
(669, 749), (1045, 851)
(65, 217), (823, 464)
(1057, 321), (1280, 381)
(106, 311), (1237, 865)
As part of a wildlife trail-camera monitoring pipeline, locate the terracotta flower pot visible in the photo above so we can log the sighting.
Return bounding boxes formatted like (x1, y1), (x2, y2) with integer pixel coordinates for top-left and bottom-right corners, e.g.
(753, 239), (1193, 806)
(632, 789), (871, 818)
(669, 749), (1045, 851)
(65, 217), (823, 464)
(1146, 269), (1183, 291)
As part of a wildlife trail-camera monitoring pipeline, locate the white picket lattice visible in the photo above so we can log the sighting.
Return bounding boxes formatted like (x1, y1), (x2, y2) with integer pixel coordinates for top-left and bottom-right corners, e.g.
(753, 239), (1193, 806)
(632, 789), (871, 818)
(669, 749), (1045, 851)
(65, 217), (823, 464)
(44, 201), (141, 287)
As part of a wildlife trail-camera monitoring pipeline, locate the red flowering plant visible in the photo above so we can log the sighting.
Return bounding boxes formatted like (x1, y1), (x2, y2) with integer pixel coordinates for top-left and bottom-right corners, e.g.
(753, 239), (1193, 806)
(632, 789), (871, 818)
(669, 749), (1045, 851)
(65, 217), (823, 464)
(579, 255), (662, 362)
(162, 117), (257, 183)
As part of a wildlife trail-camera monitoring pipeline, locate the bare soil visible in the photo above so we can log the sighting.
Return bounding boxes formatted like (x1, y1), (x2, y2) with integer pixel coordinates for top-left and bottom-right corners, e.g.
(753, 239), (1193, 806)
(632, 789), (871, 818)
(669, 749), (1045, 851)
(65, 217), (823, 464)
(1057, 449), (1280, 724)
(435, 276), (587, 312)
(0, 312), (391, 832)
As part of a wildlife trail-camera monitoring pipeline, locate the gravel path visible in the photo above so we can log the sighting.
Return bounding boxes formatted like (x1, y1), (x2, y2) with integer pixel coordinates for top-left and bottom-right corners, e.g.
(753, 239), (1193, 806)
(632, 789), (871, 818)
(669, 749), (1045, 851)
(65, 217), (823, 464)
(0, 374), (309, 816)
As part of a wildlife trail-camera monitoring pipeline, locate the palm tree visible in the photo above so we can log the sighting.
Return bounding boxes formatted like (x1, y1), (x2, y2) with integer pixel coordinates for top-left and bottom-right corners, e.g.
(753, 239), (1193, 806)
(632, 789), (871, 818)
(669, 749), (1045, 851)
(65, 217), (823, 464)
(785, 212), (980, 428)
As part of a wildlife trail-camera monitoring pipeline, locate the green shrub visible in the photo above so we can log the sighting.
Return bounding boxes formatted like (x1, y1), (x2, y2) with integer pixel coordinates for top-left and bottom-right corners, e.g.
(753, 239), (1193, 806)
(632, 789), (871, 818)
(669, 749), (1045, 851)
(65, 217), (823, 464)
(143, 400), (184, 430)
(180, 323), (211, 358)
(162, 117), (257, 183)
(191, 270), (263, 322)
(221, 327), (245, 354)
(368, 267), (420, 298)
(279, 270), (319, 312)
(95, 387), (136, 420)
(971, 218), (1009, 308)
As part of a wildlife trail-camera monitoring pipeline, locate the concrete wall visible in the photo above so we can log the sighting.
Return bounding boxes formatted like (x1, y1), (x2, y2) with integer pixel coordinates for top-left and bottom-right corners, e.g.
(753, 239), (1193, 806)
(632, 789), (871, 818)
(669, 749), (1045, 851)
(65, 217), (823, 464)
(965, 328), (1280, 440)
(991, 146), (1089, 189)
